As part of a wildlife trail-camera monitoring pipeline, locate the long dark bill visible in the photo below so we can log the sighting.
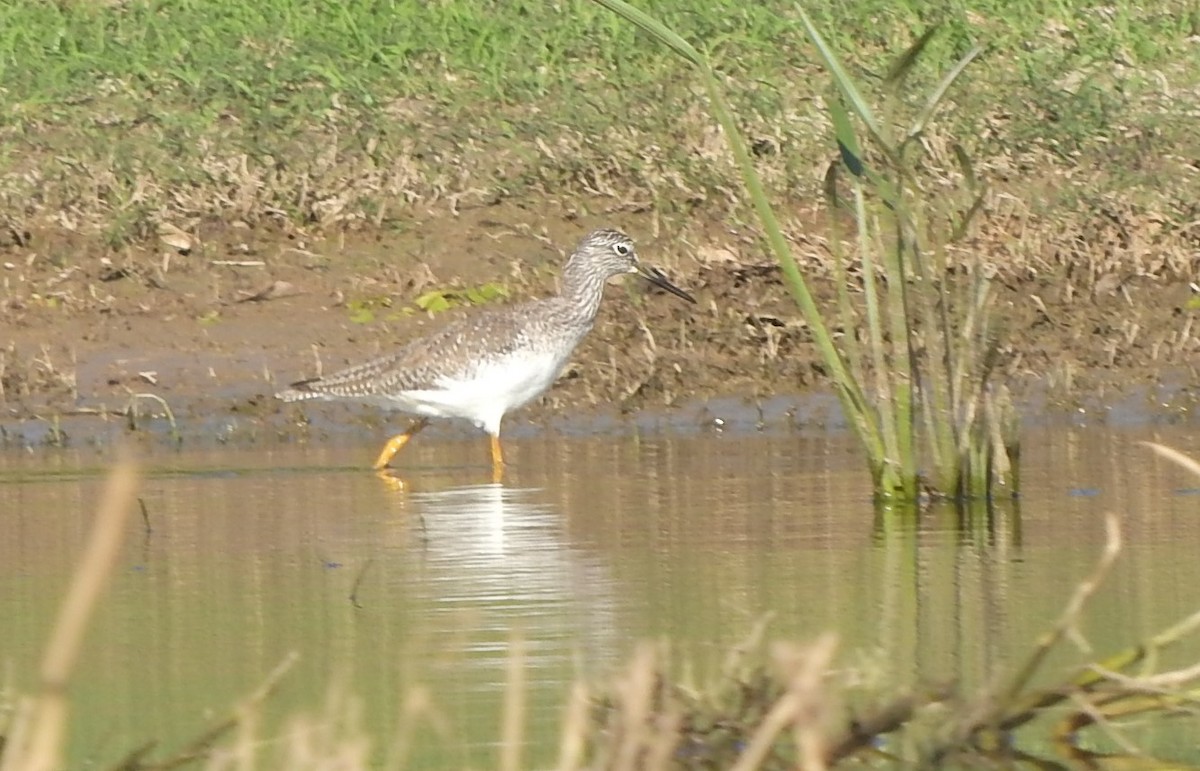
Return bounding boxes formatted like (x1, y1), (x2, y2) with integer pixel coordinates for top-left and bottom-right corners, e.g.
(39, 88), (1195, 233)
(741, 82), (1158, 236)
(638, 265), (696, 304)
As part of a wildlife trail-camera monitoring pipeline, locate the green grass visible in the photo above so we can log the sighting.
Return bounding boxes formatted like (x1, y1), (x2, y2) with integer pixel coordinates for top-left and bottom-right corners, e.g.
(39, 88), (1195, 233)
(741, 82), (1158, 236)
(0, 0), (1196, 243)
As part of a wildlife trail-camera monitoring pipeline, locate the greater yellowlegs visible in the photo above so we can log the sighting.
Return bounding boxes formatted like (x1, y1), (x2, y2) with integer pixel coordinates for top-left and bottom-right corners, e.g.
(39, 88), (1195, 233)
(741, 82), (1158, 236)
(276, 228), (695, 472)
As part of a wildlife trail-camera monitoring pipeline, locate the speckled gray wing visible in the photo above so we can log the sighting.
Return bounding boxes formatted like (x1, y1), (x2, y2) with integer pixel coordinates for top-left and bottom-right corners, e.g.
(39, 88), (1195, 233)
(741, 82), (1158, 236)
(276, 300), (564, 401)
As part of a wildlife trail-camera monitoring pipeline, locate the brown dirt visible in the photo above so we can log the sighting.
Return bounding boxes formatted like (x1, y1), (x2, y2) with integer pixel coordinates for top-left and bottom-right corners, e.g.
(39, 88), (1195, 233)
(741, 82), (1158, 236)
(1, 198), (1198, 448)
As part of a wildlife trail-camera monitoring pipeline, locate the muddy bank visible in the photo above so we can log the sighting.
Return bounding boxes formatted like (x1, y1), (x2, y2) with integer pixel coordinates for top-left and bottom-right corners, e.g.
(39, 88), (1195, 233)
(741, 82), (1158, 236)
(2, 203), (1198, 450)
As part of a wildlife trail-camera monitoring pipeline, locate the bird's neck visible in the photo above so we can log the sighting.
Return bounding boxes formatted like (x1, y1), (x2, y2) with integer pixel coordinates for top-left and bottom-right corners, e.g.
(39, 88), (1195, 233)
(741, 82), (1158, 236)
(559, 256), (608, 322)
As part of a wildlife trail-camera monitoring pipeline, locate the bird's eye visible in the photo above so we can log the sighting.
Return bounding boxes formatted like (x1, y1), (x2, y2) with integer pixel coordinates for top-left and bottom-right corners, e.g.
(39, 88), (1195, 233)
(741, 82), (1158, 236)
(613, 243), (631, 256)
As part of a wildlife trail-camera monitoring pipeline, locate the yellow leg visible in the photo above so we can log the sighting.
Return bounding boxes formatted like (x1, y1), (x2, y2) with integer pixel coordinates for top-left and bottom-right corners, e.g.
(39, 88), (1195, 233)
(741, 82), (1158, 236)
(489, 434), (505, 484)
(372, 419), (430, 470)
(374, 467), (409, 493)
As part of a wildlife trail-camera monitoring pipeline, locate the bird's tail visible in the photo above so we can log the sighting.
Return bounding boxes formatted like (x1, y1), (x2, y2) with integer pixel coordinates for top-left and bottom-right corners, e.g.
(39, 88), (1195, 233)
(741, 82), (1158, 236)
(275, 378), (324, 402)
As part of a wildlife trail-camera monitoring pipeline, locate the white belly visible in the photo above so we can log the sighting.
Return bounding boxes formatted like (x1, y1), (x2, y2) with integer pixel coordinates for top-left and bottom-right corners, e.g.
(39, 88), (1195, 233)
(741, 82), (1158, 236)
(385, 348), (568, 434)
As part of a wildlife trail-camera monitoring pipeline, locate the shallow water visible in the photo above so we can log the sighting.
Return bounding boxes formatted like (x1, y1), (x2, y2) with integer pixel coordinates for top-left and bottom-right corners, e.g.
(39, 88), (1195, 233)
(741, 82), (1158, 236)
(2, 423), (1200, 767)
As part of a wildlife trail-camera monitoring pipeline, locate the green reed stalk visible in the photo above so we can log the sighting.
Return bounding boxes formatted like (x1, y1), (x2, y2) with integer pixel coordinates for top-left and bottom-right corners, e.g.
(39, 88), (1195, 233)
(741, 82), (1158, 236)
(588, 0), (1016, 504)
(795, 7), (1013, 503)
(588, 0), (885, 472)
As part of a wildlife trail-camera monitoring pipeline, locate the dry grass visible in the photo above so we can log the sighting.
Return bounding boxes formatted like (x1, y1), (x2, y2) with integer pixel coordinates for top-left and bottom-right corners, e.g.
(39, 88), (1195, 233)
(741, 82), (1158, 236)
(3, 111), (1196, 298)
(0, 344), (77, 405)
(0, 455), (138, 771)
